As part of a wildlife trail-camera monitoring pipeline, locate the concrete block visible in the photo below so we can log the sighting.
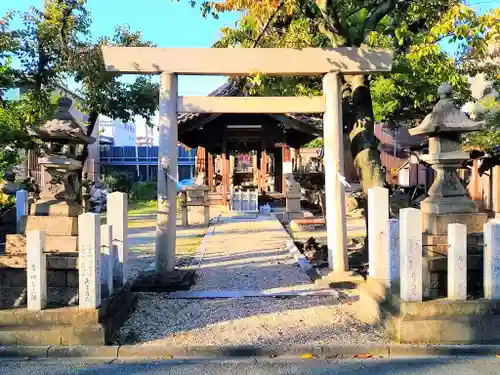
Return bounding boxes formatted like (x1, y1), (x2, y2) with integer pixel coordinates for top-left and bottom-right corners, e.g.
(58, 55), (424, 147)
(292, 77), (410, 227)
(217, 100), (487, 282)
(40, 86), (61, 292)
(422, 212), (487, 235)
(447, 223), (467, 300)
(30, 199), (82, 217)
(22, 216), (78, 236)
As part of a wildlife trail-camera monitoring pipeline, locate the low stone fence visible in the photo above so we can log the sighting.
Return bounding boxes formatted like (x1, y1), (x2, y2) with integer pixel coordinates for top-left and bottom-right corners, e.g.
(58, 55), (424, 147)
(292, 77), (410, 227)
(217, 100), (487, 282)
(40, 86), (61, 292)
(367, 186), (500, 302)
(230, 188), (258, 212)
(363, 187), (500, 343)
(3, 192), (129, 311)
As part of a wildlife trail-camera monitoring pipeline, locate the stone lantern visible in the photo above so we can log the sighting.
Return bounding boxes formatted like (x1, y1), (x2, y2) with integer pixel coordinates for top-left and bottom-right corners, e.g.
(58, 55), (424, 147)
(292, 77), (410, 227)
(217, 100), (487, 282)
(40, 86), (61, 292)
(29, 97), (95, 216)
(410, 83), (487, 249)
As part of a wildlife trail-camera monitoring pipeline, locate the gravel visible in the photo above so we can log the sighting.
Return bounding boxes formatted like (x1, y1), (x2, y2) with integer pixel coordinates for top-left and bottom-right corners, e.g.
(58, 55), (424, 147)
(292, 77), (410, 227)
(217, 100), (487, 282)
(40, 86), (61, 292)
(117, 213), (388, 347)
(117, 293), (388, 346)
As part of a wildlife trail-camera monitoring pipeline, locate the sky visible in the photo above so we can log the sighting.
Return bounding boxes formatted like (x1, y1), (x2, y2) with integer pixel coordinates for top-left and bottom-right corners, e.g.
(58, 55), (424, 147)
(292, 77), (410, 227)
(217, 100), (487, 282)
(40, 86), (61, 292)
(1, 0), (500, 141)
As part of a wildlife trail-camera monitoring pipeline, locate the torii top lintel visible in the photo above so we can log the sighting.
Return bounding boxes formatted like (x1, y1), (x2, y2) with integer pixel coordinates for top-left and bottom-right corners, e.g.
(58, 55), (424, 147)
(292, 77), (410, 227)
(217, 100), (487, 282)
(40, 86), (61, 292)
(101, 47), (393, 76)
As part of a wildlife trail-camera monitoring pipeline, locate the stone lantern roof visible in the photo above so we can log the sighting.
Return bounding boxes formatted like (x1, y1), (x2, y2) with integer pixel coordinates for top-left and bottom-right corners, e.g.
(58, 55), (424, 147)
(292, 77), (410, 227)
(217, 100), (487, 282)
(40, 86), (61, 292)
(409, 83), (484, 137)
(29, 97), (95, 145)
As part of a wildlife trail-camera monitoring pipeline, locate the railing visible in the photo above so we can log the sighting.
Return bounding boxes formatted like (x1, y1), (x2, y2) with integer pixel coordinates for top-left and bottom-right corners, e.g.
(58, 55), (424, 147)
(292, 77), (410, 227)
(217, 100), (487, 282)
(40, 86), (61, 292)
(100, 146), (196, 166)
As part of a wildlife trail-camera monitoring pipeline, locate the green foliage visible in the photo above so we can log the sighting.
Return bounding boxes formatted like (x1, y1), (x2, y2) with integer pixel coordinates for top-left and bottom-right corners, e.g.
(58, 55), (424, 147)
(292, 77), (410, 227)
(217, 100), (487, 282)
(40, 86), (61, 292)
(463, 97), (500, 151)
(2, 1), (160, 170)
(131, 181), (157, 201)
(304, 138), (324, 148)
(0, 189), (16, 209)
(189, 0), (500, 126)
(101, 172), (134, 194)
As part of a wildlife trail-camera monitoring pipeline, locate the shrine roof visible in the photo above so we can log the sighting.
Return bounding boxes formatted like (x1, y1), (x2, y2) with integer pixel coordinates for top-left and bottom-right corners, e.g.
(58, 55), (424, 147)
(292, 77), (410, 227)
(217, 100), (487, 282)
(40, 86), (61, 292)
(178, 78), (322, 152)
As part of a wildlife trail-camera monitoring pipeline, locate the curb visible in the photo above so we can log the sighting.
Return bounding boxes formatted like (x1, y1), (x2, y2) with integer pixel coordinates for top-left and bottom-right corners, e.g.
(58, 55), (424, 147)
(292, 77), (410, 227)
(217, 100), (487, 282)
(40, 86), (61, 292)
(2, 344), (500, 360)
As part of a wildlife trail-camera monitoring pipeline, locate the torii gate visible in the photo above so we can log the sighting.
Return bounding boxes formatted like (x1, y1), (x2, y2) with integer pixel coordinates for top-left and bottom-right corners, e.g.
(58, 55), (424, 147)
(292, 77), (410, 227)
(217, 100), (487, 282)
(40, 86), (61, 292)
(101, 46), (393, 276)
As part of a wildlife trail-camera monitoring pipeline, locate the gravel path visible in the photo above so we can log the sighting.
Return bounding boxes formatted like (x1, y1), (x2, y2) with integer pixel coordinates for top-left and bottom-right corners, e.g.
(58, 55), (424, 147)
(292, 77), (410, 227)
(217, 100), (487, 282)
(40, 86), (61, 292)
(117, 213), (387, 346)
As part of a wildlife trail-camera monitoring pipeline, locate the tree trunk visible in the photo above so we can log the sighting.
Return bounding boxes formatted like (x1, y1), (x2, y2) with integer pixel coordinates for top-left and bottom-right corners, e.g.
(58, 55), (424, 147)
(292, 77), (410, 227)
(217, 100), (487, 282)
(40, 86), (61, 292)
(77, 110), (99, 178)
(345, 74), (386, 262)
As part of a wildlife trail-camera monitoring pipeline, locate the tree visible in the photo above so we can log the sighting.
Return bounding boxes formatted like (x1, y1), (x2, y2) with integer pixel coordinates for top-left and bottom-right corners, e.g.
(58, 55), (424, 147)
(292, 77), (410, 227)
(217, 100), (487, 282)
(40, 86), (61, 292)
(184, 0), (500, 259)
(2, 1), (160, 174)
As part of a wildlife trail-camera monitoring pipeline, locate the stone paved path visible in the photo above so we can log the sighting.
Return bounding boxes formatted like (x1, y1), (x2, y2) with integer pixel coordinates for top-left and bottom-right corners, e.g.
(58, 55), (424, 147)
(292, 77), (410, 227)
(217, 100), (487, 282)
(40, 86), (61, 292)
(117, 213), (387, 346)
(188, 214), (314, 293)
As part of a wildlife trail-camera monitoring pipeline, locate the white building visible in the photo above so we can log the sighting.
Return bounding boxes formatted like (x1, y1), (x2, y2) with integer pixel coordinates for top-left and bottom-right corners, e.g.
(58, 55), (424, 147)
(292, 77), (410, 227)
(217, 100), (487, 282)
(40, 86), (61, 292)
(98, 115), (137, 146)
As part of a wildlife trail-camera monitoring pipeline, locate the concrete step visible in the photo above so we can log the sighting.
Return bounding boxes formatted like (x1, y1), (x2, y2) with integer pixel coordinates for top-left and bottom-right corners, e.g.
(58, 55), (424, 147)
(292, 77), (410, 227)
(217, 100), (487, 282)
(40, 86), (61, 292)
(0, 254), (78, 269)
(6, 234), (78, 254)
(0, 324), (104, 346)
(20, 216), (78, 236)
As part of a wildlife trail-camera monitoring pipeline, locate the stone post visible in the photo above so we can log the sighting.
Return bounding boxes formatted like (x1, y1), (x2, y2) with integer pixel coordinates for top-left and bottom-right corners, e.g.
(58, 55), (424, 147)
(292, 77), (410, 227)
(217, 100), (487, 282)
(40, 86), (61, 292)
(203, 188), (210, 225)
(400, 208), (423, 302)
(180, 190), (188, 226)
(388, 219), (400, 289)
(15, 189), (28, 233)
(323, 72), (348, 272)
(484, 220), (500, 299)
(108, 192), (128, 285)
(101, 224), (114, 298)
(368, 187), (389, 285)
(78, 213), (101, 309)
(26, 230), (47, 311)
(447, 223), (467, 300)
(242, 190), (250, 211)
(156, 72), (178, 274)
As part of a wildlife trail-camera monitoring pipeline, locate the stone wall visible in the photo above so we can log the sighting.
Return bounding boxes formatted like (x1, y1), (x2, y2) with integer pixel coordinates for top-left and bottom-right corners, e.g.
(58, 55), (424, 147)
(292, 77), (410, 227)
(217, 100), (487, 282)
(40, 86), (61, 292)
(0, 268), (78, 308)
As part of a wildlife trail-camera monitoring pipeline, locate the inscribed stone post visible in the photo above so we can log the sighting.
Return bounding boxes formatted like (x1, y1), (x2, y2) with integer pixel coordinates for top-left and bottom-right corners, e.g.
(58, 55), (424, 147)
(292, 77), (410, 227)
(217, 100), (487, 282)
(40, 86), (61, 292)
(388, 219), (400, 289)
(78, 213), (101, 309)
(26, 230), (47, 311)
(447, 223), (467, 300)
(100, 224), (114, 298)
(368, 187), (389, 285)
(16, 189), (28, 233)
(108, 192), (128, 285)
(399, 208), (423, 302)
(484, 221), (500, 299)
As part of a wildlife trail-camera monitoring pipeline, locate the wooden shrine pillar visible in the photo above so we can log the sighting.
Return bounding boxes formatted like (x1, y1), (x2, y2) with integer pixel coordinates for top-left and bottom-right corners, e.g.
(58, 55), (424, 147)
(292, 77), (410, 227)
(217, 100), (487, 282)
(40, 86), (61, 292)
(221, 141), (229, 206)
(471, 159), (481, 208)
(260, 146), (268, 193)
(274, 148), (283, 193)
(282, 144), (292, 190)
(207, 152), (214, 192)
(195, 146), (206, 184)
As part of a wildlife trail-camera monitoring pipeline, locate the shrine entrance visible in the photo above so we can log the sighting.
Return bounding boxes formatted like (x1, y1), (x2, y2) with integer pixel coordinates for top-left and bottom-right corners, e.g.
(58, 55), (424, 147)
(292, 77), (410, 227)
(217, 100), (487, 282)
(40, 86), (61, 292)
(101, 46), (392, 275)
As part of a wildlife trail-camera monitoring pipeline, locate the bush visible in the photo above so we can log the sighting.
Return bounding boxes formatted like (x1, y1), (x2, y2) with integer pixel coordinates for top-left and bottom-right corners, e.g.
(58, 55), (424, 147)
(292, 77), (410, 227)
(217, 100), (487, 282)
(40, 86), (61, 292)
(131, 181), (157, 201)
(101, 172), (134, 193)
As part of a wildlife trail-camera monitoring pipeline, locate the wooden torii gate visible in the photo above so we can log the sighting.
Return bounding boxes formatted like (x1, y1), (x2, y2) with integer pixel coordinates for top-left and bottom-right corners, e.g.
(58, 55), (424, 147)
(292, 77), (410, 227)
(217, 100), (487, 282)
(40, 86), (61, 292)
(101, 46), (393, 275)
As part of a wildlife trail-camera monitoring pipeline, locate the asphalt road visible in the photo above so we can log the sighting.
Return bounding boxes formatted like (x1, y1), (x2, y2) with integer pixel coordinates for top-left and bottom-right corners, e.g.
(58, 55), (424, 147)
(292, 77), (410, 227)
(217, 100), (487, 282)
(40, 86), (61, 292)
(0, 357), (499, 375)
